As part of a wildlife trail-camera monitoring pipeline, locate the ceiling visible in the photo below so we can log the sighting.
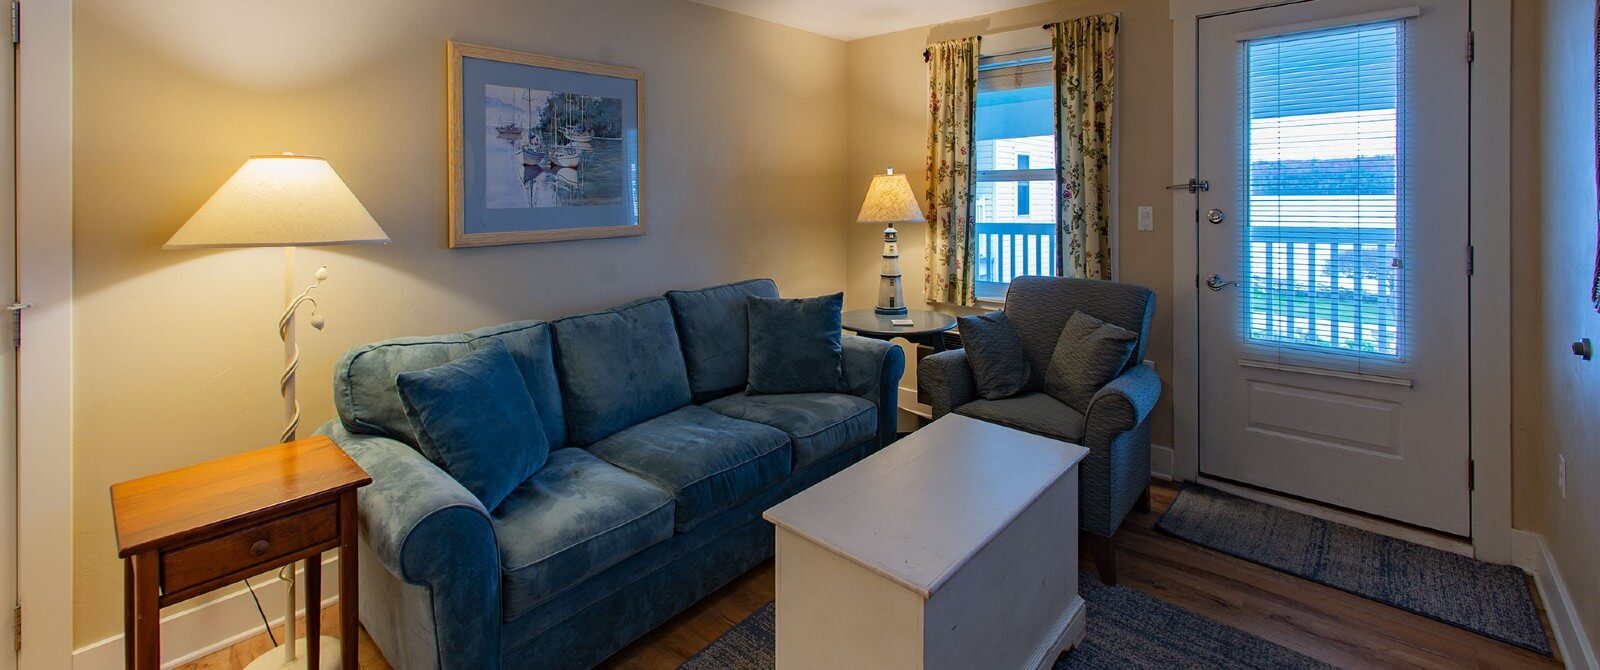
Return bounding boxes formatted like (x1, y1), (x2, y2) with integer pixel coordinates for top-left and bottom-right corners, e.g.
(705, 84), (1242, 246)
(689, 0), (1044, 41)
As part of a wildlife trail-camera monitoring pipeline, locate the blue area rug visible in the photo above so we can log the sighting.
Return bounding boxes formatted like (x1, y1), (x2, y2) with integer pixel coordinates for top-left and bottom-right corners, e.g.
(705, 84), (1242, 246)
(1157, 483), (1551, 655)
(679, 573), (1333, 669)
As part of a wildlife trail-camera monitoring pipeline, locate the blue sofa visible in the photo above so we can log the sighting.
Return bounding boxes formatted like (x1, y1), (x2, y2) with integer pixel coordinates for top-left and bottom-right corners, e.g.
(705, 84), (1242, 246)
(316, 279), (904, 670)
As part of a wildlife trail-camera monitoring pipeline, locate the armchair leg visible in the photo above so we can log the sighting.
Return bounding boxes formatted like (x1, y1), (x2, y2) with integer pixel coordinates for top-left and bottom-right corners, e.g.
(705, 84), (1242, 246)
(1137, 485), (1152, 513)
(1083, 533), (1117, 585)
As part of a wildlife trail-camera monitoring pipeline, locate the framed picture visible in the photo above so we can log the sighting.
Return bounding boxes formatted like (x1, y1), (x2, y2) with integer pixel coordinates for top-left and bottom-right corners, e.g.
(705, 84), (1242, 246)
(447, 41), (645, 248)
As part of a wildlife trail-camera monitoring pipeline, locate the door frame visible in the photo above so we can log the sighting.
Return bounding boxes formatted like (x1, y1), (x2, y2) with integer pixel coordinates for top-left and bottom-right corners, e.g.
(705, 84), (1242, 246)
(16, 0), (74, 666)
(1168, 0), (1514, 562)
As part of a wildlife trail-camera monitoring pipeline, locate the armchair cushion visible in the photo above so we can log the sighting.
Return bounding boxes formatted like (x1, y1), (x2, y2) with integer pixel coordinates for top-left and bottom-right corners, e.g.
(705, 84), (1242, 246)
(1043, 311), (1138, 413)
(704, 391), (875, 467)
(396, 340), (551, 511)
(746, 293), (846, 395)
(492, 448), (675, 620)
(956, 311), (1034, 400)
(588, 405), (791, 532)
(954, 392), (1086, 442)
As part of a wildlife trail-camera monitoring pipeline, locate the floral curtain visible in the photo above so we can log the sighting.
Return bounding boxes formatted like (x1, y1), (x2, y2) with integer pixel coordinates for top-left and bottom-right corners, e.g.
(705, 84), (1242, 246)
(1052, 15), (1119, 279)
(924, 37), (980, 306)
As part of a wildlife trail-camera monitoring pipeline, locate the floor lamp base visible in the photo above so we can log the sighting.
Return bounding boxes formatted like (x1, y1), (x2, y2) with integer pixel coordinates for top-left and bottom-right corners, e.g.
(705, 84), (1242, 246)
(243, 636), (342, 670)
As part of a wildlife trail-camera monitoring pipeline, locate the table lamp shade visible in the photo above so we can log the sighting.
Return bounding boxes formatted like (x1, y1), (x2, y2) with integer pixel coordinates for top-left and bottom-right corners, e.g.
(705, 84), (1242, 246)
(855, 170), (926, 225)
(164, 154), (388, 249)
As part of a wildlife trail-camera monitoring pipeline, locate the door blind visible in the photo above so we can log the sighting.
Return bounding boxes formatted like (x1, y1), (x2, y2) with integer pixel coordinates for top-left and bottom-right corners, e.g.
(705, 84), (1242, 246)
(1240, 19), (1409, 367)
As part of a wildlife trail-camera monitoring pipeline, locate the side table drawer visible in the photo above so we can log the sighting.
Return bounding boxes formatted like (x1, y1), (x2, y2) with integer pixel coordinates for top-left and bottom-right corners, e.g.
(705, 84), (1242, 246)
(161, 503), (338, 596)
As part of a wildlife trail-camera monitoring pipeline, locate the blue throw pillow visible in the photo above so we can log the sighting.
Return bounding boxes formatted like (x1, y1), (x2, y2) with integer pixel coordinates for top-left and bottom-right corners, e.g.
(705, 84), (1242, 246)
(746, 292), (846, 395)
(958, 311), (1033, 400)
(396, 339), (549, 510)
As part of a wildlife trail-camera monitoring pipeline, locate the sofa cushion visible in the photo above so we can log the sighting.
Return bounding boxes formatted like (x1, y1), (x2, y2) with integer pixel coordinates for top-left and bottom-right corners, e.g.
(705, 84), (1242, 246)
(492, 448), (675, 620)
(746, 293), (846, 395)
(464, 320), (567, 449)
(552, 297), (693, 445)
(704, 392), (876, 467)
(335, 334), (472, 445)
(955, 392), (1086, 442)
(396, 340), (551, 511)
(334, 320), (565, 448)
(666, 279), (779, 402)
(588, 405), (791, 532)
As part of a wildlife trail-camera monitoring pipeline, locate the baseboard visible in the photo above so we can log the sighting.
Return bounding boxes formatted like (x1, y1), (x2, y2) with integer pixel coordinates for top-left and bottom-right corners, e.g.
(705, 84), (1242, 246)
(1514, 530), (1598, 670)
(72, 555), (341, 670)
(1150, 444), (1173, 481)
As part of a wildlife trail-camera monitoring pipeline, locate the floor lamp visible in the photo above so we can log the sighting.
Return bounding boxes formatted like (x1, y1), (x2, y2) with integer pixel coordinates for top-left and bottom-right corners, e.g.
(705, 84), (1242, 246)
(165, 153), (389, 669)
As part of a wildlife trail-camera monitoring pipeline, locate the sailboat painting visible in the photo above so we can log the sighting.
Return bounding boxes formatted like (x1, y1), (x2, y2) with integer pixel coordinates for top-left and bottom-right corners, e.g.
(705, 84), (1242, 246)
(449, 41), (645, 247)
(483, 85), (627, 209)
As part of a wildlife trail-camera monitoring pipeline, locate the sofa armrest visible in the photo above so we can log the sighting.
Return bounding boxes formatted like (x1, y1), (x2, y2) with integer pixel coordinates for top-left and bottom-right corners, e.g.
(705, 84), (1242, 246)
(918, 348), (977, 419)
(1084, 363), (1161, 447)
(841, 335), (906, 447)
(317, 420), (502, 667)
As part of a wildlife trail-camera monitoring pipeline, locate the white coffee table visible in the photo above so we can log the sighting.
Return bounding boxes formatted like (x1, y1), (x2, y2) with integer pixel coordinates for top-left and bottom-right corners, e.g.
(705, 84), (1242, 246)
(763, 414), (1089, 670)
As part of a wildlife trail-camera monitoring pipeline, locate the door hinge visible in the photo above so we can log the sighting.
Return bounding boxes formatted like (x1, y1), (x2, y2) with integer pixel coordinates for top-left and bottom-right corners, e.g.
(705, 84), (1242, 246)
(1466, 30), (1474, 63)
(1165, 177), (1210, 194)
(12, 602), (19, 652)
(1468, 459), (1476, 491)
(7, 303), (30, 349)
(10, 2), (18, 45)
(1466, 244), (1475, 277)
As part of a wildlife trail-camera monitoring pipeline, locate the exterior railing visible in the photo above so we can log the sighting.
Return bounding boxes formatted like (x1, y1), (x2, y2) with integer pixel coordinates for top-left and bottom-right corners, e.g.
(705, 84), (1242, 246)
(975, 222), (1056, 287)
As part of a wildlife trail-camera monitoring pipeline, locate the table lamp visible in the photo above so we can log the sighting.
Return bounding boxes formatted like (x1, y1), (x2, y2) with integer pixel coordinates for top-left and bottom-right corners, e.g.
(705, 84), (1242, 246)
(165, 152), (388, 669)
(856, 168), (926, 315)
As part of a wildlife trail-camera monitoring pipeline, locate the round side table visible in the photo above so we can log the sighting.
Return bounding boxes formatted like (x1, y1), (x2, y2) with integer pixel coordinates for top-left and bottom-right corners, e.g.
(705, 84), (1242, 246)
(841, 308), (957, 352)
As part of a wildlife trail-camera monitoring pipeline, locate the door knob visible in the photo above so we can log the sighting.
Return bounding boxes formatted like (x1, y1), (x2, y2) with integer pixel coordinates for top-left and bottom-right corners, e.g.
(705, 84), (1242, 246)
(1205, 274), (1238, 291)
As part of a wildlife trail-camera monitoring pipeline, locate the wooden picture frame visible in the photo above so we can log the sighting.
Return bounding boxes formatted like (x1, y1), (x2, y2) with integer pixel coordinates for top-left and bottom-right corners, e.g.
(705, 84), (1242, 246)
(447, 41), (646, 247)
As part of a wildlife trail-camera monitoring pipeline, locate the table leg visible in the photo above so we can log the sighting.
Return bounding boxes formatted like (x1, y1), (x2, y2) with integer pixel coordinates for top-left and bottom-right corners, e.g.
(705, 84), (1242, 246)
(305, 554), (321, 669)
(339, 490), (359, 670)
(122, 559), (134, 670)
(131, 552), (161, 670)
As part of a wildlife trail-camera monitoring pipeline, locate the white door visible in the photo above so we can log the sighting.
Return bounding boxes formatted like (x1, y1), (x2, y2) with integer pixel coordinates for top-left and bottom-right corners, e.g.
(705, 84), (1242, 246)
(1195, 0), (1471, 535)
(0, 16), (15, 665)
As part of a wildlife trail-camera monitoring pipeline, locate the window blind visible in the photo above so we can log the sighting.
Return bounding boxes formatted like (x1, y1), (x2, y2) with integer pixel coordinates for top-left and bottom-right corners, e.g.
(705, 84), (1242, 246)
(1240, 19), (1409, 368)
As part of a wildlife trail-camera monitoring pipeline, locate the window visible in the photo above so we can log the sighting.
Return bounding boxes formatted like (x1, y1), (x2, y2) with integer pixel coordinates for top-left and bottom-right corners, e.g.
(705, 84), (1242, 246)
(1242, 20), (1407, 361)
(1015, 155), (1031, 216)
(975, 49), (1056, 301)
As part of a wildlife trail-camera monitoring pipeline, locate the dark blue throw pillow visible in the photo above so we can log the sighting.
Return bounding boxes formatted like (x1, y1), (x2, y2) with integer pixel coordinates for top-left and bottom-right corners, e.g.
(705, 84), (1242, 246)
(958, 311), (1034, 400)
(396, 339), (549, 511)
(746, 292), (846, 395)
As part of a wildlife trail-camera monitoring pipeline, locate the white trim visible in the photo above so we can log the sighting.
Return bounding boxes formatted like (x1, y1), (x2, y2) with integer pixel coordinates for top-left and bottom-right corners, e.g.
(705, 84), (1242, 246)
(1233, 6), (1421, 41)
(899, 385), (931, 419)
(16, 0), (74, 667)
(71, 557), (341, 670)
(1513, 530), (1598, 670)
(1167, 0), (1516, 563)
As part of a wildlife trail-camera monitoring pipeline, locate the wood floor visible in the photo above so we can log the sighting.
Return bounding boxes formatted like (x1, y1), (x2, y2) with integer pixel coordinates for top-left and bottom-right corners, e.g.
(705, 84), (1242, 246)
(181, 481), (1561, 670)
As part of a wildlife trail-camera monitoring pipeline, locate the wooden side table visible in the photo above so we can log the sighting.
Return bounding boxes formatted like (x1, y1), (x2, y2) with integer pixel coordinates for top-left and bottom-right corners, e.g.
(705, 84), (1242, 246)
(111, 436), (371, 669)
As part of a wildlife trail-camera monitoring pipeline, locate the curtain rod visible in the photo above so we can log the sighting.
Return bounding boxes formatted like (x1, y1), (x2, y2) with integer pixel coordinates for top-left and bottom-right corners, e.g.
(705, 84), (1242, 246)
(922, 35), (982, 62)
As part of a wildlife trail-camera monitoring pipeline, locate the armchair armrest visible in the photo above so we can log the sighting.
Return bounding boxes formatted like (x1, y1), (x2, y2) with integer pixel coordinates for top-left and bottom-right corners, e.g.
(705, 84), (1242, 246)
(918, 348), (977, 418)
(1084, 363), (1161, 446)
(317, 420), (502, 666)
(841, 335), (906, 447)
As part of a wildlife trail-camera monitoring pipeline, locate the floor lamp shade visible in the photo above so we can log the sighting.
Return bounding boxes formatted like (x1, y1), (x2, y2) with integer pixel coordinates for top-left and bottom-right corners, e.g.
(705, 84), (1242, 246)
(163, 152), (386, 670)
(856, 169), (925, 315)
(164, 153), (388, 249)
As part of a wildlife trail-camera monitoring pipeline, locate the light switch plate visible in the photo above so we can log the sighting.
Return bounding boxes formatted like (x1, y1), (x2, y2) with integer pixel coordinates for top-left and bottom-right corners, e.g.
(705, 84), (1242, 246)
(1138, 206), (1154, 231)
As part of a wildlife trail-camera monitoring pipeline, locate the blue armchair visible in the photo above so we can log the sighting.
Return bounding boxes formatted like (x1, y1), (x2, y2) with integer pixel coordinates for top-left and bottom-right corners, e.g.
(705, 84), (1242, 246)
(918, 276), (1159, 584)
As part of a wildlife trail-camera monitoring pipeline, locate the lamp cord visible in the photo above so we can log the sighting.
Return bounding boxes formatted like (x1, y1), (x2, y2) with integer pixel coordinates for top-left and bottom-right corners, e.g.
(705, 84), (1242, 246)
(244, 579), (279, 647)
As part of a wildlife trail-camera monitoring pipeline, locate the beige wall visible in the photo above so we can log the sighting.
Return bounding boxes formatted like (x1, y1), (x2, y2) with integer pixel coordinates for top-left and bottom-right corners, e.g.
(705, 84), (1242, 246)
(1512, 0), (1600, 653)
(71, 0), (847, 645)
(844, 0), (1174, 447)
